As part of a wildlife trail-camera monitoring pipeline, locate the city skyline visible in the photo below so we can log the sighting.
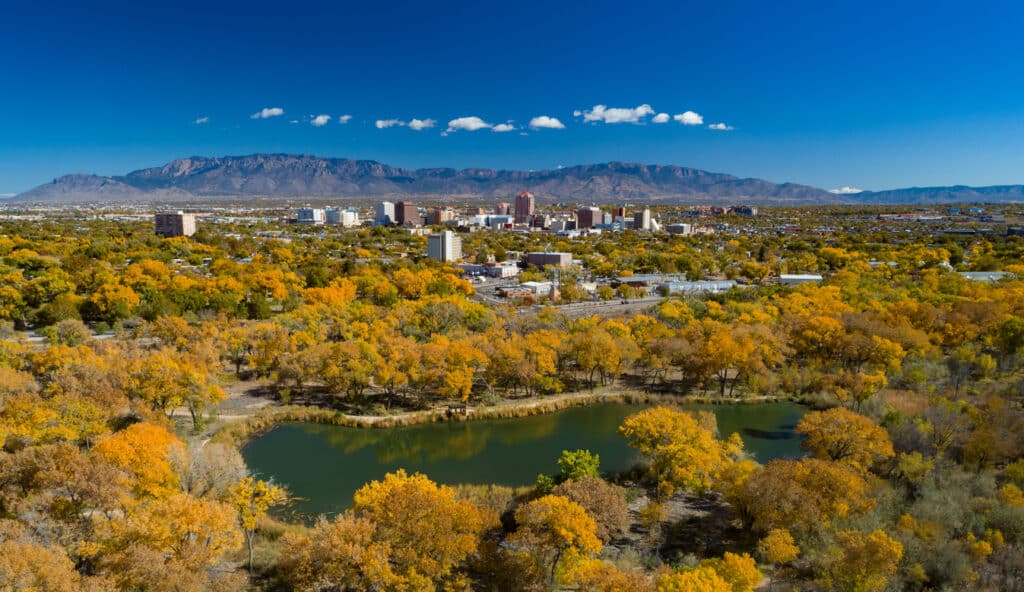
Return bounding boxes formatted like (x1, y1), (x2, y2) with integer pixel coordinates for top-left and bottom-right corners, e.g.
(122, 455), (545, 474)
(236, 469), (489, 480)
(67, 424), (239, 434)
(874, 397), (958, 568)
(3, 0), (1024, 195)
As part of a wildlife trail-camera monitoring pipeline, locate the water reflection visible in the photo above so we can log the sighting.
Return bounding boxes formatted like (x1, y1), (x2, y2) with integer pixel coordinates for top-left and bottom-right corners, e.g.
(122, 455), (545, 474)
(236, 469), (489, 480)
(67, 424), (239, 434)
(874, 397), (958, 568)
(243, 402), (806, 517)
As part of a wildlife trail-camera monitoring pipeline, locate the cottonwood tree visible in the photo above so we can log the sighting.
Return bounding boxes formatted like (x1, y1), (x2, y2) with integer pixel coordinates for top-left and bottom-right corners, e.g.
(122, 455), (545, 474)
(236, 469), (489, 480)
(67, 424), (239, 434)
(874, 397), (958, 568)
(620, 407), (744, 498)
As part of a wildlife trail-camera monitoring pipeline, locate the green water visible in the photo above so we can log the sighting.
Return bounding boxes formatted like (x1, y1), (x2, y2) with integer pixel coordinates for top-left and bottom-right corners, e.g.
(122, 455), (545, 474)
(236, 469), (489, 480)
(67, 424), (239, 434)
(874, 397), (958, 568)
(242, 402), (806, 518)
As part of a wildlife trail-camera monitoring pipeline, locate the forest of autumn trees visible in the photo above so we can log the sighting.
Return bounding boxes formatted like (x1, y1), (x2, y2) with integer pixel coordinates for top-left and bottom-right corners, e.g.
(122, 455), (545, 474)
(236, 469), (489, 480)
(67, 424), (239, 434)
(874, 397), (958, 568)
(0, 210), (1023, 590)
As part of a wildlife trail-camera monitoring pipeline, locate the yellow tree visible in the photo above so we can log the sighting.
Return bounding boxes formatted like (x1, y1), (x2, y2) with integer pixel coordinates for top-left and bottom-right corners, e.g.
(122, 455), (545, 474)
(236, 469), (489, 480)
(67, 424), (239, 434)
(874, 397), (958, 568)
(92, 493), (241, 587)
(620, 407), (744, 497)
(509, 494), (602, 584)
(352, 470), (492, 586)
(700, 552), (762, 592)
(0, 531), (105, 592)
(656, 566), (731, 592)
(228, 476), (288, 574)
(92, 422), (184, 499)
(796, 407), (895, 473)
(279, 513), (400, 592)
(565, 557), (653, 592)
(757, 529), (799, 590)
(734, 458), (875, 535)
(820, 529), (903, 592)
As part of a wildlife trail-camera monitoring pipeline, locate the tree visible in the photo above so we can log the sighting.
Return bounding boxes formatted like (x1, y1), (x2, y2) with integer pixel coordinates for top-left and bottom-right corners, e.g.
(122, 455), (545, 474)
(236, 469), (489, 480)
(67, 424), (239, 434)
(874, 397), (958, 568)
(279, 513), (400, 592)
(656, 566), (731, 592)
(620, 407), (744, 497)
(121, 493), (240, 569)
(734, 458), (875, 535)
(565, 557), (653, 592)
(510, 494), (602, 584)
(699, 552), (762, 592)
(0, 523), (105, 592)
(352, 470), (492, 585)
(85, 282), (140, 322)
(796, 407), (895, 473)
(228, 476), (288, 574)
(551, 476), (630, 543)
(557, 449), (600, 481)
(92, 422), (184, 499)
(757, 529), (799, 590)
(820, 529), (903, 592)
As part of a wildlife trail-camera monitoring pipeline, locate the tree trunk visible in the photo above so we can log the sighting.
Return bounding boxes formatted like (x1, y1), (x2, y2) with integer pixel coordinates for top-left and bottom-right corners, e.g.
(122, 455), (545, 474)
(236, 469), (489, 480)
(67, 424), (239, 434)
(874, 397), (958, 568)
(246, 531), (255, 575)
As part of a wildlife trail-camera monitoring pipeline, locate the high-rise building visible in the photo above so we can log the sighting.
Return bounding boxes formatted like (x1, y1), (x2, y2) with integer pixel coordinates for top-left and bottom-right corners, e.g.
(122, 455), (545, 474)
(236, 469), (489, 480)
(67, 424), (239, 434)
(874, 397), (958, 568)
(154, 211), (197, 237)
(495, 202), (510, 215)
(426, 207), (456, 225)
(514, 191), (535, 224)
(575, 206), (602, 229)
(635, 208), (652, 231)
(374, 201), (395, 226)
(396, 202), (420, 226)
(612, 206), (627, 218)
(340, 209), (360, 227)
(325, 209), (342, 224)
(296, 208), (326, 225)
(427, 230), (462, 262)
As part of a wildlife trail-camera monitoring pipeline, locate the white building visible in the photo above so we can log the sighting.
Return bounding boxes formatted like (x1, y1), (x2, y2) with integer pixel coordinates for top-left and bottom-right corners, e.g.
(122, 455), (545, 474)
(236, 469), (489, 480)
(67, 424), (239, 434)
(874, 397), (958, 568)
(779, 274), (823, 286)
(340, 209), (360, 228)
(374, 201), (395, 226)
(485, 261), (520, 278)
(660, 280), (736, 294)
(427, 230), (462, 262)
(296, 208), (326, 225)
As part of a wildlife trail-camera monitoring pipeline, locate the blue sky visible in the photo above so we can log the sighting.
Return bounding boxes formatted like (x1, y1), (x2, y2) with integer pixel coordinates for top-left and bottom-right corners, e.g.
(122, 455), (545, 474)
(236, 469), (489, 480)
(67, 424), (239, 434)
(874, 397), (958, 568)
(2, 0), (1023, 194)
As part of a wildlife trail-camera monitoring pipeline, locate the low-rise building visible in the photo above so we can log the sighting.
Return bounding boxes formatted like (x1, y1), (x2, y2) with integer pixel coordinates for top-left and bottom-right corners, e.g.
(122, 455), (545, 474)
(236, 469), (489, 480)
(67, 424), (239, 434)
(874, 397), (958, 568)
(779, 274), (823, 286)
(484, 261), (520, 278)
(296, 208), (326, 225)
(525, 252), (573, 267)
(660, 280), (736, 294)
(959, 271), (1008, 282)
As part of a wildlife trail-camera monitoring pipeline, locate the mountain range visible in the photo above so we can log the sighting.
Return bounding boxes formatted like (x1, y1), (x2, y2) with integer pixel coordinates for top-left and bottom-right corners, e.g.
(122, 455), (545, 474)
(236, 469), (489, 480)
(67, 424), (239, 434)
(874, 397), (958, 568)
(12, 154), (1024, 205)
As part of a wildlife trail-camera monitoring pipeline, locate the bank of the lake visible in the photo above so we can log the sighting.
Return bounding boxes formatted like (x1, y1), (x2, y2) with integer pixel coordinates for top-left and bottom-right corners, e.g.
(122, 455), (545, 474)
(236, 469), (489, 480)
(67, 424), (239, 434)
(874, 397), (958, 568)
(242, 401), (807, 518)
(209, 386), (804, 449)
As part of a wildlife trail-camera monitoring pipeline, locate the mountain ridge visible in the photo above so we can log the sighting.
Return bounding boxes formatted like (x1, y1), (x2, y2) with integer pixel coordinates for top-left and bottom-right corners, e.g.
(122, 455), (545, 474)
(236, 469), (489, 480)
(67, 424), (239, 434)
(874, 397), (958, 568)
(12, 154), (1024, 205)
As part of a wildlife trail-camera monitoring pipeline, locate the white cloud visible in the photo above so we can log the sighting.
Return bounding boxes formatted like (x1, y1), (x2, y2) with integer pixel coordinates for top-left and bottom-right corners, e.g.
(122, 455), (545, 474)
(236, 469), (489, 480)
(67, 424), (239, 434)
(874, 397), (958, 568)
(577, 104), (655, 124)
(338, 114), (352, 124)
(674, 111), (704, 125)
(408, 118), (436, 131)
(829, 186), (864, 194)
(375, 119), (404, 129)
(193, 116), (209, 125)
(528, 115), (565, 129)
(573, 110), (582, 117)
(492, 123), (516, 132)
(446, 116), (492, 132)
(311, 114), (331, 127)
(250, 107), (284, 119)
(708, 122), (734, 131)
(652, 113), (670, 124)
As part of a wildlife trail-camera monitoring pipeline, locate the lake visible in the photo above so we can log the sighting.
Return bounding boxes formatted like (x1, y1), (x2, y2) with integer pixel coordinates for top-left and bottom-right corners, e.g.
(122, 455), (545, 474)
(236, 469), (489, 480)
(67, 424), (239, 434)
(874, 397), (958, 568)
(242, 401), (806, 517)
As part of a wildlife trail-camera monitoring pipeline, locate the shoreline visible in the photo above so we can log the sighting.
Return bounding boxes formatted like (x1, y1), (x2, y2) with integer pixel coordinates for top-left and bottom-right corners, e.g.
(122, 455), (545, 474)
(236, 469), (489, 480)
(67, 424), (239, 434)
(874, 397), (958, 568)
(209, 386), (803, 448)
